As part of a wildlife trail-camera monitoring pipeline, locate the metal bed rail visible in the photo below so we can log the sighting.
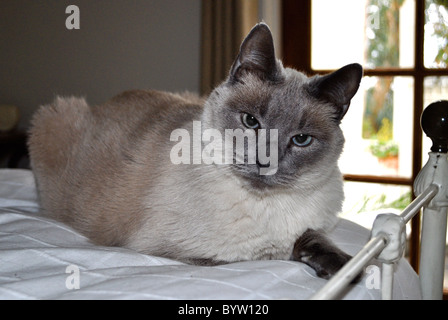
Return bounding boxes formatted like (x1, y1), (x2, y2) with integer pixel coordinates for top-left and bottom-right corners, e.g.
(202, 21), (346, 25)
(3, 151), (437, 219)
(311, 101), (448, 300)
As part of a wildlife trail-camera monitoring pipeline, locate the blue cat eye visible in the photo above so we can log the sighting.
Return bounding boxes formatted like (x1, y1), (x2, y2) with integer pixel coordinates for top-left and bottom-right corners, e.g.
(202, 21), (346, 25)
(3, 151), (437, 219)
(241, 113), (260, 129)
(292, 134), (313, 147)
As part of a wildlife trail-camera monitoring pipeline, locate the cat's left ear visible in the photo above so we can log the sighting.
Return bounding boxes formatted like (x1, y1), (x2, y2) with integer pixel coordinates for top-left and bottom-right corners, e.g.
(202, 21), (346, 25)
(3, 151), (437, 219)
(229, 23), (283, 83)
(308, 63), (363, 121)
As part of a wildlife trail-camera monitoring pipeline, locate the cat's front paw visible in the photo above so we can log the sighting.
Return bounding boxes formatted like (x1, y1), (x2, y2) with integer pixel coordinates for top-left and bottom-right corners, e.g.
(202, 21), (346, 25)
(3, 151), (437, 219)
(296, 249), (353, 280)
(292, 229), (361, 282)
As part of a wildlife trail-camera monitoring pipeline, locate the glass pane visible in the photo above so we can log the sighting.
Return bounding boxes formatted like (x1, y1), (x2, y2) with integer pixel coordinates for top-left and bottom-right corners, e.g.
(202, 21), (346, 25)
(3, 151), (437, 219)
(341, 181), (412, 230)
(339, 76), (414, 178)
(311, 0), (365, 69)
(424, 0), (448, 68)
(311, 0), (415, 70)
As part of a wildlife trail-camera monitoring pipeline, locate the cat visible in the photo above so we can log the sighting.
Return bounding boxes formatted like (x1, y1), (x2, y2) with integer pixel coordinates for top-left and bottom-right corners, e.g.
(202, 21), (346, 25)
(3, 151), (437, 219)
(28, 23), (363, 280)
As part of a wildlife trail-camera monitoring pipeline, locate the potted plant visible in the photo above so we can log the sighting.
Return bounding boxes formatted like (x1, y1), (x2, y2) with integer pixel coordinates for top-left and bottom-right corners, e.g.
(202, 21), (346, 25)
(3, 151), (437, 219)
(369, 118), (399, 170)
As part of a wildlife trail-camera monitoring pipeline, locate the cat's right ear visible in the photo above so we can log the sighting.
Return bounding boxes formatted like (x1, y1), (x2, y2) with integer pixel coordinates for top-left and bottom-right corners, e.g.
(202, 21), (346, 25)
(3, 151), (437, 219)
(229, 23), (283, 84)
(307, 63), (363, 121)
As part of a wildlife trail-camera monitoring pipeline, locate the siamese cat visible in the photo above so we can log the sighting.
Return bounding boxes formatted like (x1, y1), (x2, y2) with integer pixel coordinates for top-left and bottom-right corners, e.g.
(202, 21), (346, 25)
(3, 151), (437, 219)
(29, 23), (363, 280)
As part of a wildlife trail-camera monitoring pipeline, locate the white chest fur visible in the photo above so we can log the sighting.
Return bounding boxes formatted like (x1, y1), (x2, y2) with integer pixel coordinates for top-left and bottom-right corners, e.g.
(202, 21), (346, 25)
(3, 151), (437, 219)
(131, 166), (343, 263)
(201, 177), (341, 261)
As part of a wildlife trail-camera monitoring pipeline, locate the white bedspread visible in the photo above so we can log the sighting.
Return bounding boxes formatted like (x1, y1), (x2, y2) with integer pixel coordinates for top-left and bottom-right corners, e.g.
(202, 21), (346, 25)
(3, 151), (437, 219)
(0, 169), (421, 299)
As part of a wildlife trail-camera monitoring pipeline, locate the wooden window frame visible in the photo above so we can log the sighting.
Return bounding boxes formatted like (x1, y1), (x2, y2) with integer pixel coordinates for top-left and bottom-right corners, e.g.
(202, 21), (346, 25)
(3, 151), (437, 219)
(282, 0), (448, 277)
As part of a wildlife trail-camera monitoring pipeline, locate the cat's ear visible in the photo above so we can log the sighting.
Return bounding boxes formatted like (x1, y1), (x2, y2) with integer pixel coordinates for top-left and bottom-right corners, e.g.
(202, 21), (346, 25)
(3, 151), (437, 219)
(229, 23), (282, 83)
(308, 63), (363, 121)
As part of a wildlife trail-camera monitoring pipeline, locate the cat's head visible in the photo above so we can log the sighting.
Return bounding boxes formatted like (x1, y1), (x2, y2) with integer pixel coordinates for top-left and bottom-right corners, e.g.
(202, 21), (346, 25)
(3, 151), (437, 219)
(202, 23), (363, 192)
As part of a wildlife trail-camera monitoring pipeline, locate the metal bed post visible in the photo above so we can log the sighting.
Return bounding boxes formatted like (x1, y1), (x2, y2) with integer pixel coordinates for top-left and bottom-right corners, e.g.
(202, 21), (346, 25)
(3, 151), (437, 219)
(416, 101), (448, 300)
(419, 206), (447, 299)
(310, 101), (448, 300)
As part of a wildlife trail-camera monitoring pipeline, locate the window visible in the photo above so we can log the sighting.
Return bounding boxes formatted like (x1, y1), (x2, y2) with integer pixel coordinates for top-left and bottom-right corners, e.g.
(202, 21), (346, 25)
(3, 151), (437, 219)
(283, 0), (448, 293)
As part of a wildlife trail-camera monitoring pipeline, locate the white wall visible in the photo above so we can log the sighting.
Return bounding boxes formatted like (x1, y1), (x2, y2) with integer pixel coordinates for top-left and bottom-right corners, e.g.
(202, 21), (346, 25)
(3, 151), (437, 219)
(0, 0), (201, 129)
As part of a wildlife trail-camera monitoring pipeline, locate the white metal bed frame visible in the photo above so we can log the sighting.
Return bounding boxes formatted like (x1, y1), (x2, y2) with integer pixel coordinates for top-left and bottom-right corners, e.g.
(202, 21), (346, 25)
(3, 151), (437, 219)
(311, 100), (448, 300)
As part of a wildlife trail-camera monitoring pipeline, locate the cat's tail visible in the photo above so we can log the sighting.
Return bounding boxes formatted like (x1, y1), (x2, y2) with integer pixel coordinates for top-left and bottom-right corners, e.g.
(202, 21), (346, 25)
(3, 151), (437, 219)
(29, 96), (89, 174)
(28, 96), (89, 213)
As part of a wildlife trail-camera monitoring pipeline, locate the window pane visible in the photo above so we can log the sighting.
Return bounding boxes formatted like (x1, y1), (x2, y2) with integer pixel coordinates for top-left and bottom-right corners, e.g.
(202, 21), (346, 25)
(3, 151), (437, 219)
(311, 0), (365, 69)
(341, 181), (412, 229)
(339, 76), (414, 178)
(424, 0), (448, 68)
(311, 0), (415, 70)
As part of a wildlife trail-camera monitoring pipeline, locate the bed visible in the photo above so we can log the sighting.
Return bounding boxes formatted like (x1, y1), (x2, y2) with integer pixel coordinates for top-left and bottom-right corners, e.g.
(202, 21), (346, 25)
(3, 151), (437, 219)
(0, 168), (421, 300)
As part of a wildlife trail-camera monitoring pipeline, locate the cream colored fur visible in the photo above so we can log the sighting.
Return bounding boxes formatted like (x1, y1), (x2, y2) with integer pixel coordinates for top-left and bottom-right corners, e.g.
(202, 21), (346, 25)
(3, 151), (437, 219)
(28, 89), (342, 263)
(28, 23), (361, 265)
